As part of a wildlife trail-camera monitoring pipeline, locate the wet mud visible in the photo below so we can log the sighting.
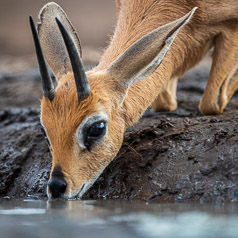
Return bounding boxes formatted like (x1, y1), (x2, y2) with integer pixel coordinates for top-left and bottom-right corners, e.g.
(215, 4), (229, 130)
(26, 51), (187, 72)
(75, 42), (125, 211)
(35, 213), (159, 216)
(1, 62), (238, 202)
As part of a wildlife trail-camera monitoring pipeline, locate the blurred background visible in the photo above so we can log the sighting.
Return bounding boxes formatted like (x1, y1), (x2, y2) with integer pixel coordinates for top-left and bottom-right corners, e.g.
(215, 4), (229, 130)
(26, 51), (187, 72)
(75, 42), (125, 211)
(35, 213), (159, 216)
(0, 0), (117, 108)
(0, 0), (117, 74)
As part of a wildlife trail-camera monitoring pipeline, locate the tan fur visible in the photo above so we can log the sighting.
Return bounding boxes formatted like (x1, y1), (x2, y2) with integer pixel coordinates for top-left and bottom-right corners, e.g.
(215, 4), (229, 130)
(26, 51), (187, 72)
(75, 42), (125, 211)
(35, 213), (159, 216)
(37, 1), (238, 198)
(96, 0), (238, 116)
(41, 73), (126, 196)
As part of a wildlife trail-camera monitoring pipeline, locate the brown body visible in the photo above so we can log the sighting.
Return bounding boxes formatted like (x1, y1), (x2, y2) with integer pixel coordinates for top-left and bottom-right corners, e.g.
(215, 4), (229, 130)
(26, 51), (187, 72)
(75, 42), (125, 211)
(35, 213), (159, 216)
(98, 0), (238, 116)
(31, 0), (238, 199)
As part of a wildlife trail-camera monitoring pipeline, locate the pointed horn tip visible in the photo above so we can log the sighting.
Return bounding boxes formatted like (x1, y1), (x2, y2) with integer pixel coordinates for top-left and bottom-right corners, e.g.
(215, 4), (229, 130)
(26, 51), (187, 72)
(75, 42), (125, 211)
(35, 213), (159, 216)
(55, 17), (59, 24)
(29, 15), (38, 38)
(29, 16), (35, 28)
(55, 17), (63, 29)
(55, 17), (68, 38)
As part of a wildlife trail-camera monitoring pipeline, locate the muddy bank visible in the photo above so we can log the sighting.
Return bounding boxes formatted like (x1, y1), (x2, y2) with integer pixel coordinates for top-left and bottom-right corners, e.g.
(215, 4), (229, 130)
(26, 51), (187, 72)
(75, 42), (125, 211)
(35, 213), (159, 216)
(0, 63), (238, 202)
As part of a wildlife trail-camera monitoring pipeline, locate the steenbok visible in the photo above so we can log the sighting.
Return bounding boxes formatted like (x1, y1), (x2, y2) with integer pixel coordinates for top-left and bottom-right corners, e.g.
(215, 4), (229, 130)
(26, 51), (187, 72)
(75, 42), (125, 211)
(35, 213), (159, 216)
(30, 1), (238, 199)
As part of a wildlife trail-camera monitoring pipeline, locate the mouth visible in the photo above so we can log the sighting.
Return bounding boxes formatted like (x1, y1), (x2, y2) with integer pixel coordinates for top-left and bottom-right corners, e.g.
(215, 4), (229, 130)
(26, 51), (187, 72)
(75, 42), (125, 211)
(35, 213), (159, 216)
(47, 171), (104, 200)
(62, 183), (89, 200)
(72, 183), (85, 200)
(66, 177), (98, 200)
(47, 183), (85, 200)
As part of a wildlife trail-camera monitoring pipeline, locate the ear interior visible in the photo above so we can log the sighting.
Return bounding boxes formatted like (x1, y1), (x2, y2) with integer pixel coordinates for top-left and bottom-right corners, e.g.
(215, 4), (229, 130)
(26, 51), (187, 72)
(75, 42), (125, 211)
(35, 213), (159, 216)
(107, 7), (197, 89)
(38, 2), (82, 79)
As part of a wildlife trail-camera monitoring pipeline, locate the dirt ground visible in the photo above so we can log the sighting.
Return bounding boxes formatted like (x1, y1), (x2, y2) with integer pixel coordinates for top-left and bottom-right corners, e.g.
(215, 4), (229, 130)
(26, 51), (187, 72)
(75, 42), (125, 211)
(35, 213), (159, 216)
(0, 1), (238, 202)
(1, 57), (238, 202)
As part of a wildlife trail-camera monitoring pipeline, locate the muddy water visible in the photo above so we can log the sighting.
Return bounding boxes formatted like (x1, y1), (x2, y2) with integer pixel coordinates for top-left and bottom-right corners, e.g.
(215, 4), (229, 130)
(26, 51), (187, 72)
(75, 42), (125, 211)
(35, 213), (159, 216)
(0, 199), (238, 238)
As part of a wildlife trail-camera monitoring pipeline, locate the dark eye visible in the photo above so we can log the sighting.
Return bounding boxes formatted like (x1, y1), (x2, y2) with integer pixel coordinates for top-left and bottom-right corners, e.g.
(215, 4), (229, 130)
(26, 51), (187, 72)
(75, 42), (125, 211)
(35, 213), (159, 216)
(84, 121), (106, 151)
(88, 121), (106, 138)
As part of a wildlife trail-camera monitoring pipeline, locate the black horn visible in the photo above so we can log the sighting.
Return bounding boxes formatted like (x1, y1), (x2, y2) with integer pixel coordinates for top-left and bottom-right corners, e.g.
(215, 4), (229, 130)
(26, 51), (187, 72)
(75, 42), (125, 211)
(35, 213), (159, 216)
(55, 17), (91, 103)
(29, 16), (55, 101)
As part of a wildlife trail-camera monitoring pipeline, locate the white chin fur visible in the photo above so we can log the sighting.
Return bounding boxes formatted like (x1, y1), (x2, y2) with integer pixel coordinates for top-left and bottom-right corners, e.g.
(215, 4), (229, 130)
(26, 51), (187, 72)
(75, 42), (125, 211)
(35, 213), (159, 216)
(65, 173), (104, 200)
(47, 167), (106, 200)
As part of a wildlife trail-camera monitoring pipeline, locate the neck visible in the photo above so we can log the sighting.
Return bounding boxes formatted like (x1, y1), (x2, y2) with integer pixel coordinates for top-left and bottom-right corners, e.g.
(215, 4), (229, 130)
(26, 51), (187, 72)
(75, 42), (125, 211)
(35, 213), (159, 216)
(121, 59), (173, 127)
(93, 0), (192, 128)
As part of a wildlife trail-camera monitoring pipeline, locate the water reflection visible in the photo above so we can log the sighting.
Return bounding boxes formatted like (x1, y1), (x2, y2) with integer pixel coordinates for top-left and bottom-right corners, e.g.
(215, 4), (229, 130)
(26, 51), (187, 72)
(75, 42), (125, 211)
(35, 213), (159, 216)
(0, 198), (238, 238)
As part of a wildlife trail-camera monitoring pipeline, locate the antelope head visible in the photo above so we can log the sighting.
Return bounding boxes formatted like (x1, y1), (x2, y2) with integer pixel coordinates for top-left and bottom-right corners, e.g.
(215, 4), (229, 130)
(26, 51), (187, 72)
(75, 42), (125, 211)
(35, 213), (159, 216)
(30, 2), (196, 199)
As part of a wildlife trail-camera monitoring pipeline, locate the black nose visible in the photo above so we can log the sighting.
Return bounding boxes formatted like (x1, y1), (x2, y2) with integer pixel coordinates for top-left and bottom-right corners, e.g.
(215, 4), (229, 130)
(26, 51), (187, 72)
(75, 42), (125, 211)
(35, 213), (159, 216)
(48, 178), (67, 198)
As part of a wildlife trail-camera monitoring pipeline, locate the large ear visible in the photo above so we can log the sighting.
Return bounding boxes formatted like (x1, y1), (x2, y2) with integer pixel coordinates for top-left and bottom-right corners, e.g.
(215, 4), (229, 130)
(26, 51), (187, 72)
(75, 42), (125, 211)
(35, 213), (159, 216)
(38, 2), (82, 79)
(107, 7), (197, 88)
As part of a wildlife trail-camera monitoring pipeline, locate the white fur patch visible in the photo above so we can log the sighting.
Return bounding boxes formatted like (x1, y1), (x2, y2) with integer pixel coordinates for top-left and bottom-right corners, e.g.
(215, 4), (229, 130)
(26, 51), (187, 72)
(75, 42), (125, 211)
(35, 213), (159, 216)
(68, 166), (106, 200)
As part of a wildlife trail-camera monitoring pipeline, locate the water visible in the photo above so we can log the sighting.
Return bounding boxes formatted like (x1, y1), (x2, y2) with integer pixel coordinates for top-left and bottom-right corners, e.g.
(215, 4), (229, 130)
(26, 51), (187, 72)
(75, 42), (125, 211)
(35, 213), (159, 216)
(0, 198), (238, 238)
